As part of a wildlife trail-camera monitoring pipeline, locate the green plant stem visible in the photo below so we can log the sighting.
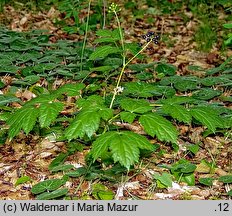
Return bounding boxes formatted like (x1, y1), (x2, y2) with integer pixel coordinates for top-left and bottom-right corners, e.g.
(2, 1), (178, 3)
(80, 0), (91, 73)
(109, 39), (153, 108)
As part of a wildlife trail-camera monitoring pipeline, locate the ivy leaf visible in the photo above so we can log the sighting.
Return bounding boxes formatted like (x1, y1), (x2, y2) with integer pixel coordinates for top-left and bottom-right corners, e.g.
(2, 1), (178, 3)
(36, 188), (68, 200)
(190, 107), (222, 132)
(91, 131), (153, 169)
(89, 45), (121, 60)
(31, 179), (66, 194)
(39, 102), (64, 128)
(120, 98), (152, 114)
(7, 106), (39, 139)
(65, 108), (101, 140)
(139, 113), (178, 143)
(162, 104), (192, 123)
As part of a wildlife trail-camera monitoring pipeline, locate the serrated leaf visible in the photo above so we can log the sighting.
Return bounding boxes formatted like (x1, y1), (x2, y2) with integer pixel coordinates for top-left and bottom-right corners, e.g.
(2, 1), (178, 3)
(89, 46), (121, 60)
(199, 177), (213, 186)
(192, 88), (221, 100)
(120, 98), (152, 114)
(31, 179), (66, 194)
(162, 104), (192, 123)
(49, 164), (74, 172)
(96, 29), (112, 37)
(65, 108), (101, 140)
(66, 167), (87, 177)
(90, 66), (114, 72)
(36, 188), (68, 200)
(155, 63), (177, 76)
(56, 83), (85, 96)
(218, 175), (232, 183)
(161, 96), (197, 105)
(99, 108), (113, 121)
(139, 113), (178, 143)
(7, 106), (39, 139)
(91, 131), (153, 169)
(120, 111), (136, 124)
(0, 95), (20, 106)
(39, 102), (64, 128)
(77, 95), (105, 109)
(190, 107), (222, 132)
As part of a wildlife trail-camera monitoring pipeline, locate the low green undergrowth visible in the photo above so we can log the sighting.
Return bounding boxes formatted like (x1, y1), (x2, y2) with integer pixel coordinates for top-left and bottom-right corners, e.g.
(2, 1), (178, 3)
(0, 2), (231, 199)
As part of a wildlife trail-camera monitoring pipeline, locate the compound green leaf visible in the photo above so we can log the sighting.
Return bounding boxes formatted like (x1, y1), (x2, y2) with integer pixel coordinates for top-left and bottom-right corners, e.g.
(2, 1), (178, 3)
(55, 83), (85, 96)
(139, 113), (178, 143)
(36, 188), (68, 200)
(65, 108), (101, 140)
(120, 98), (152, 114)
(120, 111), (136, 124)
(91, 131), (153, 169)
(0, 95), (20, 106)
(39, 102), (64, 128)
(155, 63), (177, 76)
(7, 106), (39, 139)
(162, 104), (192, 123)
(89, 45), (121, 60)
(190, 107), (222, 132)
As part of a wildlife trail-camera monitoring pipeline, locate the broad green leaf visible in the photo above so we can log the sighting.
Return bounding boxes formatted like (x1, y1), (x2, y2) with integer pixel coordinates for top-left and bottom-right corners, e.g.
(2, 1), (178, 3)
(199, 177), (213, 186)
(7, 106), (39, 139)
(182, 173), (195, 186)
(192, 88), (221, 100)
(155, 63), (177, 76)
(218, 175), (232, 183)
(139, 113), (178, 143)
(77, 95), (105, 109)
(223, 23), (232, 28)
(91, 131), (153, 169)
(129, 63), (155, 71)
(49, 153), (69, 170)
(161, 96), (197, 105)
(190, 107), (222, 132)
(174, 77), (199, 91)
(120, 98), (152, 114)
(36, 188), (68, 200)
(65, 108), (101, 140)
(49, 164), (74, 172)
(0, 65), (19, 74)
(180, 163), (197, 173)
(120, 111), (136, 124)
(0, 95), (20, 106)
(92, 183), (114, 200)
(153, 173), (173, 187)
(55, 83), (85, 96)
(66, 167), (87, 177)
(15, 176), (31, 186)
(162, 104), (192, 123)
(89, 45), (121, 60)
(99, 108), (113, 121)
(96, 29), (112, 37)
(39, 102), (64, 128)
(31, 179), (66, 194)
(90, 66), (114, 72)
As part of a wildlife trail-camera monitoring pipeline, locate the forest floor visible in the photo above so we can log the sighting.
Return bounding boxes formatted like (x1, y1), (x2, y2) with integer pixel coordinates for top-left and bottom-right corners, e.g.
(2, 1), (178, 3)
(0, 1), (231, 200)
